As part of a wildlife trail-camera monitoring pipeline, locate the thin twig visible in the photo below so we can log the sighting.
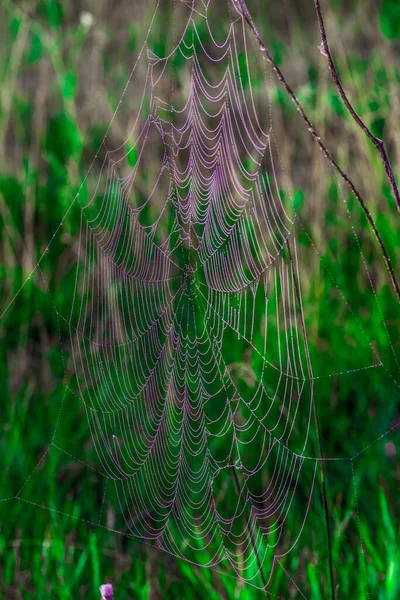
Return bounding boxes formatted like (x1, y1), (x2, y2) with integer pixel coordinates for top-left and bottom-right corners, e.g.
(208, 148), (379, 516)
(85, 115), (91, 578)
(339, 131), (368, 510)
(314, 0), (400, 214)
(233, 0), (400, 304)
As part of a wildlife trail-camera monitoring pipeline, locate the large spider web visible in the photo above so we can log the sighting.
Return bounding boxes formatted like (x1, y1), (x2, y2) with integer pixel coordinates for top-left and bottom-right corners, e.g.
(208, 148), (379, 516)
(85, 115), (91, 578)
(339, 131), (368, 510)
(2, 0), (400, 596)
(68, 0), (319, 586)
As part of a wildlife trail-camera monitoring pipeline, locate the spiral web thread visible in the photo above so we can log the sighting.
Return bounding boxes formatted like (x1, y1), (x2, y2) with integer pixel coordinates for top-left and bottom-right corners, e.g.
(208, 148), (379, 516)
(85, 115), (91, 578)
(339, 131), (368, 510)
(4, 0), (400, 595)
(69, 0), (321, 587)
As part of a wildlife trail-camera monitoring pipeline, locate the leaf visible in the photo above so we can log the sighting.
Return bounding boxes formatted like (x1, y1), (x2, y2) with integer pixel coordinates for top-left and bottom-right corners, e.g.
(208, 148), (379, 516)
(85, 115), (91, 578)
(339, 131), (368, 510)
(89, 533), (101, 593)
(128, 24), (138, 51)
(293, 189), (305, 213)
(43, 0), (64, 28)
(71, 551), (88, 585)
(46, 113), (82, 163)
(27, 30), (43, 64)
(386, 559), (397, 599)
(0, 175), (25, 233)
(238, 52), (249, 90)
(9, 16), (23, 40)
(379, 0), (400, 39)
(126, 142), (138, 168)
(61, 72), (77, 100)
(307, 564), (322, 599)
(379, 487), (396, 544)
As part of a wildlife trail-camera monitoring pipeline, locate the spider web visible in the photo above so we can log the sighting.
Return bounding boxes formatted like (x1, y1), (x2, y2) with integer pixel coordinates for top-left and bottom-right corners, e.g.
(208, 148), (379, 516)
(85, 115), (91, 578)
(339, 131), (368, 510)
(2, 0), (400, 596)
(67, 0), (319, 586)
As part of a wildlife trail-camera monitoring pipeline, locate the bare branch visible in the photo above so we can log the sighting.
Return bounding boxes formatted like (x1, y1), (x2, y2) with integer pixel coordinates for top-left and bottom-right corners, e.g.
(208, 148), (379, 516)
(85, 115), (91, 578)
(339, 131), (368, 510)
(233, 0), (400, 305)
(314, 0), (400, 214)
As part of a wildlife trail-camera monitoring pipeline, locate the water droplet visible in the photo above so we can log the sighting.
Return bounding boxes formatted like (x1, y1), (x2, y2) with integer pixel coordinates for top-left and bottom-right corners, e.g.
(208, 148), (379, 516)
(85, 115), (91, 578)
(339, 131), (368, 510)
(318, 43), (328, 57)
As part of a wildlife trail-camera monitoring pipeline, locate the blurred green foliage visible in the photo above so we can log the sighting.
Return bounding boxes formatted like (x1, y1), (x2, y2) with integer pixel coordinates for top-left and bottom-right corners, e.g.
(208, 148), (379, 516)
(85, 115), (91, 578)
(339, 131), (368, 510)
(380, 0), (400, 39)
(0, 0), (400, 598)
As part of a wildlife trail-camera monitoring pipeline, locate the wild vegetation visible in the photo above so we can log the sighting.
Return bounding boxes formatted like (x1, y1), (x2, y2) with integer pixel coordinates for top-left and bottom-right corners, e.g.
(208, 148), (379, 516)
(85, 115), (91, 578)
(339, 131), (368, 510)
(0, 0), (399, 598)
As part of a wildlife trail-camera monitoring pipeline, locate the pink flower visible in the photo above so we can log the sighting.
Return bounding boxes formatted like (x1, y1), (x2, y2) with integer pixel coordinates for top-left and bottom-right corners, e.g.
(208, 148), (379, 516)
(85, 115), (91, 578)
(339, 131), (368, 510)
(100, 583), (114, 599)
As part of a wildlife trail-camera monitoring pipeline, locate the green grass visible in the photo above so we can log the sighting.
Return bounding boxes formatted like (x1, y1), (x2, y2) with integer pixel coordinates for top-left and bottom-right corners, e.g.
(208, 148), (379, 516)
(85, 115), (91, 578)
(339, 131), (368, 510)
(1, 0), (400, 598)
